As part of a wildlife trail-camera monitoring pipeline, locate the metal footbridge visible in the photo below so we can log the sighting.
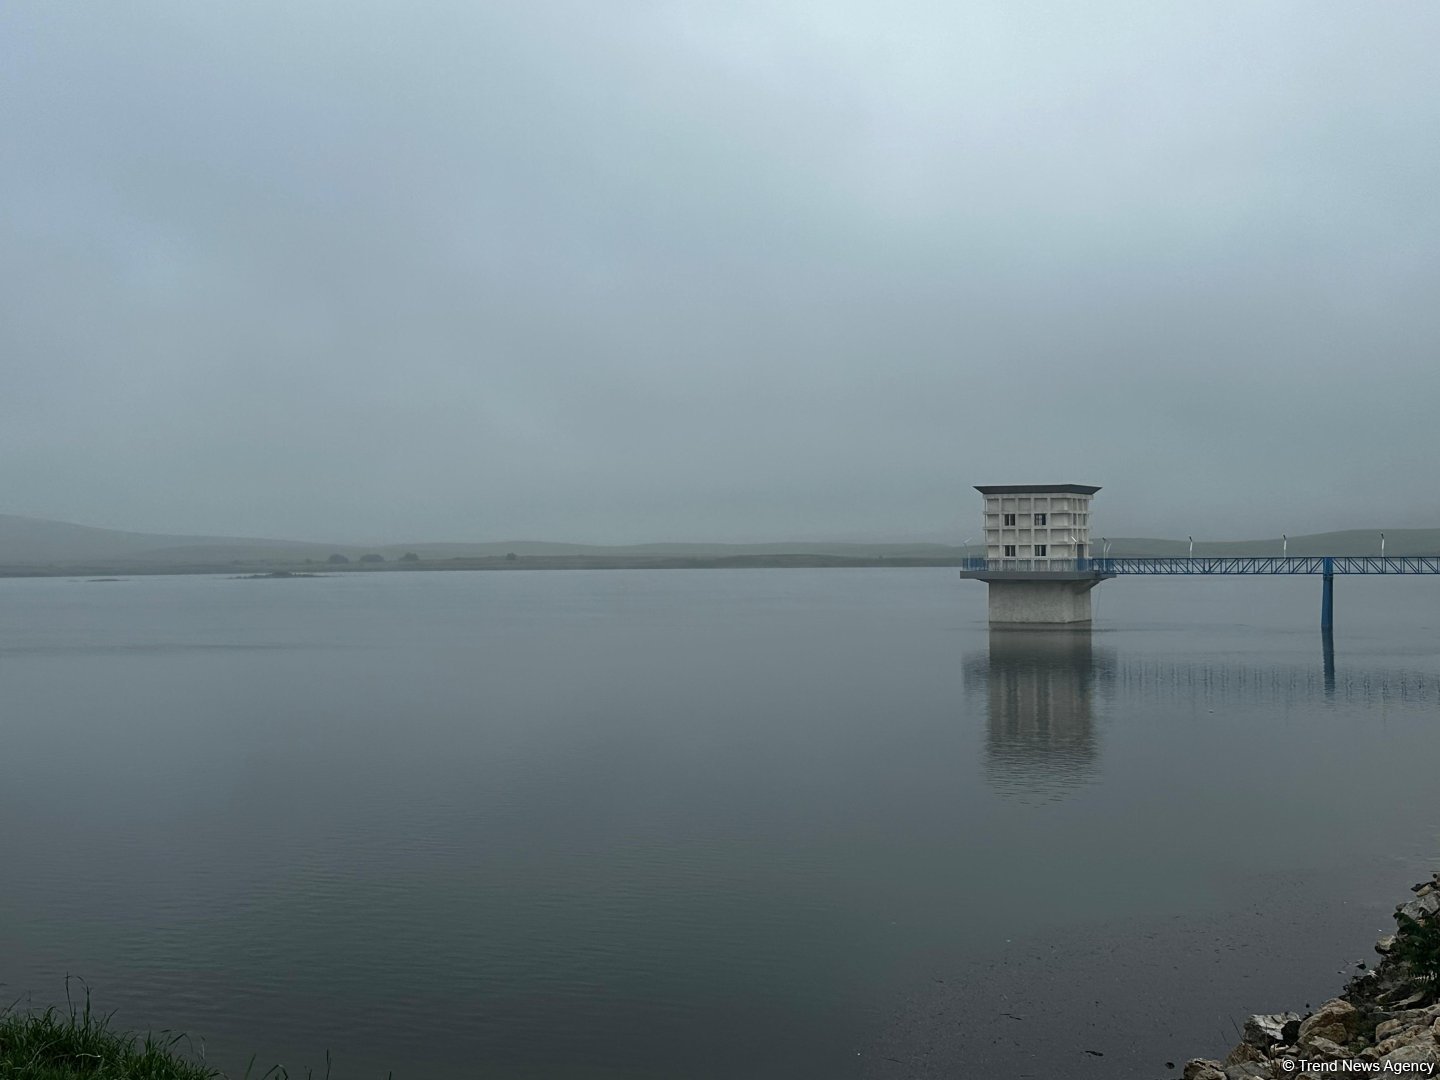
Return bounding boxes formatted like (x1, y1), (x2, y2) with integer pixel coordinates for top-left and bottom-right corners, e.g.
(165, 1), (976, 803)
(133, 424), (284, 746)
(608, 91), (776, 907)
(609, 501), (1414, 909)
(959, 556), (1440, 629)
(960, 556), (1440, 576)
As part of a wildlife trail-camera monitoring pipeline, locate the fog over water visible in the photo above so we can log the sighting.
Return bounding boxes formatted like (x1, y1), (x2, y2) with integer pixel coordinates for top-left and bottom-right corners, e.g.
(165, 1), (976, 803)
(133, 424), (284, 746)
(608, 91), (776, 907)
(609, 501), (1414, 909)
(2, 570), (1438, 1076)
(4, 3), (1439, 543)
(5, 6), (1439, 1075)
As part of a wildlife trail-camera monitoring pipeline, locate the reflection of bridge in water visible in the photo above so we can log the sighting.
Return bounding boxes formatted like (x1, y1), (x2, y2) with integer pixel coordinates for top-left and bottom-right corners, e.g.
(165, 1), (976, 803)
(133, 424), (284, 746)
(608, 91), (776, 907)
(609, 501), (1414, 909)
(1095, 645), (1440, 707)
(964, 632), (1440, 799)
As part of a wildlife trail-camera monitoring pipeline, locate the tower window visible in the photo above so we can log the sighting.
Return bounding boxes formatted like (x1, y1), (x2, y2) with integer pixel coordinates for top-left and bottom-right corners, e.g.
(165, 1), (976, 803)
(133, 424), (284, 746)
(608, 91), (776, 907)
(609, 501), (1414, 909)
(1002, 513), (1016, 526)
(1003, 545), (1016, 558)
(1033, 513), (1047, 526)
(1034, 544), (1047, 557)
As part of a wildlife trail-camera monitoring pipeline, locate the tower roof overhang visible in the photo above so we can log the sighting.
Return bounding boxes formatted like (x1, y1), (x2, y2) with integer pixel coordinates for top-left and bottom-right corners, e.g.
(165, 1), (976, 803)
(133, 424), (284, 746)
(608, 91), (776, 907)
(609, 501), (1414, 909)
(974, 484), (1101, 495)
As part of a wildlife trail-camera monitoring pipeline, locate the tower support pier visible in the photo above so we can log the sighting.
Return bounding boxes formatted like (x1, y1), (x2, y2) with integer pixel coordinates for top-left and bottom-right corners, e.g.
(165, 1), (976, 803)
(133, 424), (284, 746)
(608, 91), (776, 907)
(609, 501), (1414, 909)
(987, 577), (1103, 630)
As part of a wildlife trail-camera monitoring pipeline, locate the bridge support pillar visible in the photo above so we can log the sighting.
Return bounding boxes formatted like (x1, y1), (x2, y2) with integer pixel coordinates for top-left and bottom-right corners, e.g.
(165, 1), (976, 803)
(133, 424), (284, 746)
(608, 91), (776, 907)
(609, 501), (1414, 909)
(987, 579), (1101, 630)
(1322, 627), (1336, 698)
(1321, 557), (1334, 631)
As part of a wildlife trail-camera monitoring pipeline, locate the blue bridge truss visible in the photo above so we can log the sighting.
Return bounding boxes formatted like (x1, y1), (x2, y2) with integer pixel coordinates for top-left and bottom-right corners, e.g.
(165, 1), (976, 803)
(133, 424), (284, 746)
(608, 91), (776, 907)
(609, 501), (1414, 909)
(959, 556), (1440, 575)
(959, 555), (1440, 630)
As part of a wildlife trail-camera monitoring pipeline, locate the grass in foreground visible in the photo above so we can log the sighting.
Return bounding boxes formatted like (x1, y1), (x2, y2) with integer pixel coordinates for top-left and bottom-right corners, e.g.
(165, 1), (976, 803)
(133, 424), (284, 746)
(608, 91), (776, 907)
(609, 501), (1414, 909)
(0, 986), (354, 1080)
(0, 995), (213, 1080)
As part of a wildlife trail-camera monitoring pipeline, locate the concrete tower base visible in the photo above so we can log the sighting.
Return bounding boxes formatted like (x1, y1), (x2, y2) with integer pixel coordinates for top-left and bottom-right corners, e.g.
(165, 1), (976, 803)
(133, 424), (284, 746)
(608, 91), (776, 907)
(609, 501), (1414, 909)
(985, 579), (1101, 630)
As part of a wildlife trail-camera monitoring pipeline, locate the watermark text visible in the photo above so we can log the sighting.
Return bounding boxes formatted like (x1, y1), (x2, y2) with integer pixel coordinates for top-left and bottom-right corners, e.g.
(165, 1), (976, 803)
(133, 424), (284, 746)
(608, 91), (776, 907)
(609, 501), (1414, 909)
(1278, 1059), (1436, 1076)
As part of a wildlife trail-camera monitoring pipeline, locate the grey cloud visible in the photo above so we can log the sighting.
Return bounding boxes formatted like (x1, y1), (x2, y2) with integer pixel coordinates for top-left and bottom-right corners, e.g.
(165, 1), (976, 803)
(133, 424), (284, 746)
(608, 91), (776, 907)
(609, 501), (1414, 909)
(3, 1), (1438, 543)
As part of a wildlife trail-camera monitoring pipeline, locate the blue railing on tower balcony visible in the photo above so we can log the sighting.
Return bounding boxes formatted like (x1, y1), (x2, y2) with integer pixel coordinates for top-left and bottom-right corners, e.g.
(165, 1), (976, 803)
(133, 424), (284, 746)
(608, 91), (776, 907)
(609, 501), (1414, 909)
(961, 557), (1097, 572)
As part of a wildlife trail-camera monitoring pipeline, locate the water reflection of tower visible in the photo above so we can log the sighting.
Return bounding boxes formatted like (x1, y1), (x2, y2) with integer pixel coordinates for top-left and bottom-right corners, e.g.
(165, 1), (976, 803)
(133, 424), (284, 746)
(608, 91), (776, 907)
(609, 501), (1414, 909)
(963, 632), (1114, 799)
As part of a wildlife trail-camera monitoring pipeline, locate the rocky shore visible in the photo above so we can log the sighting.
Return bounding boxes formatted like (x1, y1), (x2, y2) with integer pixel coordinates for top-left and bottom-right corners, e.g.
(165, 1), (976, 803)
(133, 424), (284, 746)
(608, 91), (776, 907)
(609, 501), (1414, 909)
(1183, 873), (1440, 1079)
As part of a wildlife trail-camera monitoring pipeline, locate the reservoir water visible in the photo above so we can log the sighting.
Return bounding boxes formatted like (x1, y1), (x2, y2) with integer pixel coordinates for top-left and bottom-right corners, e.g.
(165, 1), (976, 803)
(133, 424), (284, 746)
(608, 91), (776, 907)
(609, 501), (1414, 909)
(1, 568), (1437, 1078)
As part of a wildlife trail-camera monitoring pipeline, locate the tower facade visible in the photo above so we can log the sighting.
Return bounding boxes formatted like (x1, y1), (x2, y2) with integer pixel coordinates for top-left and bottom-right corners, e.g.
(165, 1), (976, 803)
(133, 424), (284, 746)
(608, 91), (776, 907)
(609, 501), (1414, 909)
(979, 484), (1099, 566)
(961, 483), (1111, 629)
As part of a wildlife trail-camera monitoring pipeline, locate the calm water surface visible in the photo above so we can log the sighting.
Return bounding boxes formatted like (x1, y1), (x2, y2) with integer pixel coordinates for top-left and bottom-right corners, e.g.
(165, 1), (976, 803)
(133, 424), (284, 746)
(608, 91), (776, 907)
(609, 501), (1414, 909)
(1, 569), (1437, 1078)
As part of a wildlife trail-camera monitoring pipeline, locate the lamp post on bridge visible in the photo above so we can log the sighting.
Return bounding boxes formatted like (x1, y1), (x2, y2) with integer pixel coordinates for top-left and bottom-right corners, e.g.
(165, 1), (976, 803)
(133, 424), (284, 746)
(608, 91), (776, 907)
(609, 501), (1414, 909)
(1381, 533), (1386, 559)
(1188, 536), (1193, 559)
(1283, 534), (1288, 558)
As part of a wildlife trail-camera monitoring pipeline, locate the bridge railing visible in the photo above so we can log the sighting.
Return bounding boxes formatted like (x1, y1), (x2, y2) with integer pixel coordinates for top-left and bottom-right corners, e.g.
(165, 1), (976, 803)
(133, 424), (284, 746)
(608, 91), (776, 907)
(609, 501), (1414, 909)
(961, 557), (1101, 572)
(960, 556), (1440, 575)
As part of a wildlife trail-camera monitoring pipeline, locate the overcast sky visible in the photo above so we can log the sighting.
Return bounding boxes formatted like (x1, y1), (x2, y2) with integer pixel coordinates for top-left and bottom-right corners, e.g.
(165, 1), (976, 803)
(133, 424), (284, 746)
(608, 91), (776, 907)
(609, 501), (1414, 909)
(3, 2), (1437, 544)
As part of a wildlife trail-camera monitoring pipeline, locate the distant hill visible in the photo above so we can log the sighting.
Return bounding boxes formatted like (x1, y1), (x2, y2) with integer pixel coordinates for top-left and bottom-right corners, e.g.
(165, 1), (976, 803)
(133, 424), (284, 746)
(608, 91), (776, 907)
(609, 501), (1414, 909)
(0, 514), (333, 565)
(1, 513), (1437, 571)
(0, 514), (971, 568)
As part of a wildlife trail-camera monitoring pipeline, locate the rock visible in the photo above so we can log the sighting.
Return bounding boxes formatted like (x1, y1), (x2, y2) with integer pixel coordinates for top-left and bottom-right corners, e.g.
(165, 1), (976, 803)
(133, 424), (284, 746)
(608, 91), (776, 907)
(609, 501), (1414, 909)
(1376, 1017), (1407, 1040)
(1242, 1013), (1299, 1049)
(1182, 1060), (1227, 1080)
(1346, 969), (1382, 995)
(1302, 1035), (1352, 1061)
(1376, 1034), (1407, 1055)
(1380, 989), (1433, 1010)
(1281, 1018), (1301, 1045)
(1222, 1065), (1271, 1080)
(1382, 1041), (1440, 1067)
(1376, 1024), (1437, 1056)
(1223, 1041), (1265, 1066)
(1298, 1000), (1361, 1048)
(1376, 934), (1397, 954)
(1397, 892), (1440, 923)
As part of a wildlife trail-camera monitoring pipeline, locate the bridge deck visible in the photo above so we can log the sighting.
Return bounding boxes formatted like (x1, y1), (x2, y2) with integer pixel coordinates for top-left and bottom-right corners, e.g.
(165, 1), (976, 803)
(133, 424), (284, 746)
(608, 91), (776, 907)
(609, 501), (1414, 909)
(961, 556), (1440, 575)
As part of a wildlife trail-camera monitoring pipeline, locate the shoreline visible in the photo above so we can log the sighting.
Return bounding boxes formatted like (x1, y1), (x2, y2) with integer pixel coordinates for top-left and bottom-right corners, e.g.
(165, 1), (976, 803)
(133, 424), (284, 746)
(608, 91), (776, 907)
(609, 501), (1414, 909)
(10, 874), (1432, 1079)
(1183, 873), (1439, 1079)
(0, 555), (972, 578)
